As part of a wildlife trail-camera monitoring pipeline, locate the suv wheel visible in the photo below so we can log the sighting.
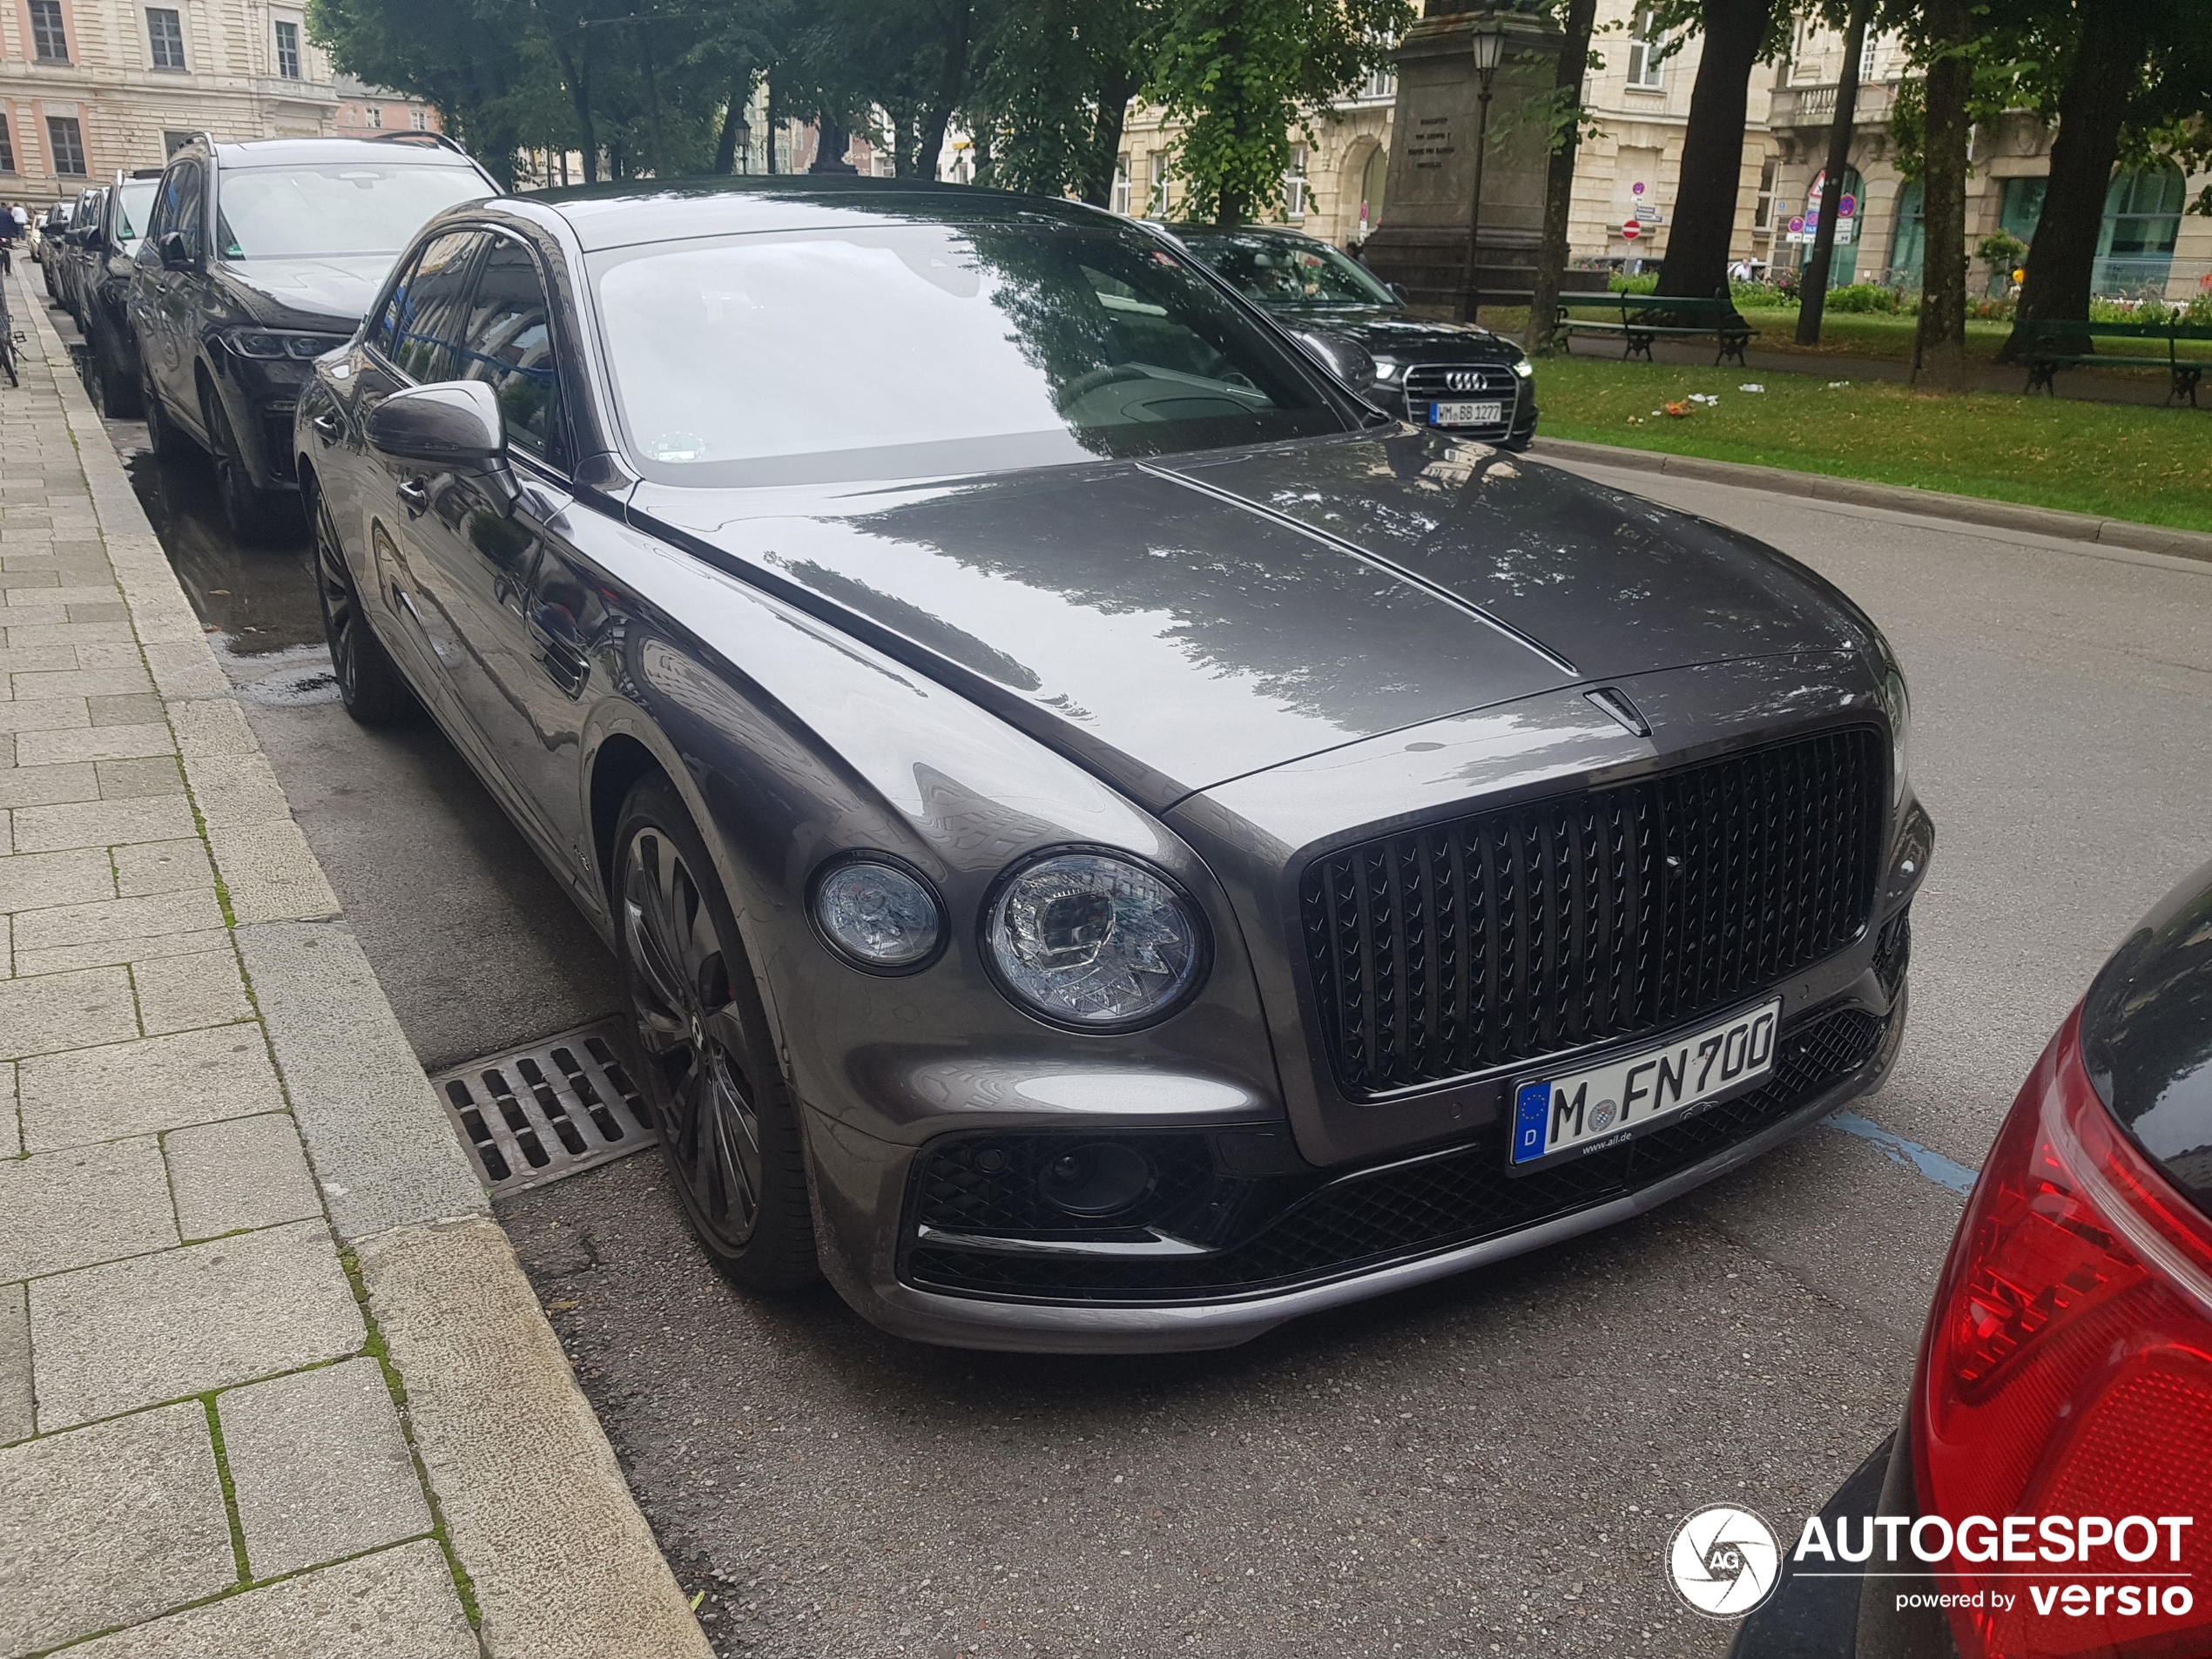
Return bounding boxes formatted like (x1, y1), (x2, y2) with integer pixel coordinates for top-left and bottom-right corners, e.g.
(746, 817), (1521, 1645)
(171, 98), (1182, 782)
(140, 367), (193, 463)
(614, 777), (819, 1292)
(203, 389), (288, 543)
(87, 321), (141, 419)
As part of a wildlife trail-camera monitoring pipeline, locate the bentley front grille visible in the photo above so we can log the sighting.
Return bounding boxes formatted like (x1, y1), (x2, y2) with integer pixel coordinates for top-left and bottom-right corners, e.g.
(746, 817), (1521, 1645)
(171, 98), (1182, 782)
(1298, 726), (1887, 1098)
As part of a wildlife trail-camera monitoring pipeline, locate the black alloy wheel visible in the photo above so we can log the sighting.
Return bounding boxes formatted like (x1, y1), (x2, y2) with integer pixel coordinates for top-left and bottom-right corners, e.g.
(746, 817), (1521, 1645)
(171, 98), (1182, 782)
(87, 320), (140, 417)
(139, 364), (192, 462)
(615, 778), (817, 1291)
(313, 492), (418, 725)
(203, 388), (287, 543)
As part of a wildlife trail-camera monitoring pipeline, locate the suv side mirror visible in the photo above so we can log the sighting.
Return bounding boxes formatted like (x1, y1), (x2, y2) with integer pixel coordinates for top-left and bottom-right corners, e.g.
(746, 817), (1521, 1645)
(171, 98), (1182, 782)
(1291, 328), (1379, 394)
(158, 232), (192, 271)
(368, 381), (511, 475)
(1388, 281), (1410, 304)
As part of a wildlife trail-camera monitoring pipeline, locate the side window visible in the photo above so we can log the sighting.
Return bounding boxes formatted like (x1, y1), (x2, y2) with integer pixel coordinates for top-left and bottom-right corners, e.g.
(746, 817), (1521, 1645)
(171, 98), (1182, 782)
(170, 161), (204, 261)
(455, 239), (566, 468)
(368, 248), (423, 360)
(385, 230), (485, 383)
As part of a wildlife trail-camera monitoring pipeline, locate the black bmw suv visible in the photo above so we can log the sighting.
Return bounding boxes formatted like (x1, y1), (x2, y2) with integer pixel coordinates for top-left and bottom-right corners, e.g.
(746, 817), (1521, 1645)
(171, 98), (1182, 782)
(1169, 224), (1537, 449)
(129, 132), (495, 539)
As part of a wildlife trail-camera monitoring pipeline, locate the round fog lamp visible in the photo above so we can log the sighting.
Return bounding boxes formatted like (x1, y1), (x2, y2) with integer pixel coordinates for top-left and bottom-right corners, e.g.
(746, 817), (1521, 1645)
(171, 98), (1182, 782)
(812, 857), (943, 973)
(1038, 1142), (1155, 1217)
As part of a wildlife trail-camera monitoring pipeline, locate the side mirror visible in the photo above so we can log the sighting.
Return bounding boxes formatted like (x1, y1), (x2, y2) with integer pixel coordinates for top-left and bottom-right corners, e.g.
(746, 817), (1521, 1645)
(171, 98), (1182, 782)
(1292, 327), (1378, 394)
(1389, 281), (1410, 304)
(368, 380), (512, 479)
(158, 232), (192, 271)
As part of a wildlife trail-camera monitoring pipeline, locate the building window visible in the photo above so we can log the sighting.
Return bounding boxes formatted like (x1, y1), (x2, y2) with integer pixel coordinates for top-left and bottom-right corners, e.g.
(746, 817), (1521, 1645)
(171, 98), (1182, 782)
(1362, 30), (1397, 100)
(30, 0), (69, 63)
(274, 19), (301, 79)
(163, 129), (197, 155)
(410, 108), (428, 131)
(1858, 30), (1880, 82)
(1284, 145), (1307, 221)
(2097, 164), (2184, 294)
(0, 123), (15, 175)
(1625, 8), (1665, 90)
(46, 116), (86, 177)
(365, 105), (382, 128)
(146, 7), (186, 69)
(1111, 152), (1131, 216)
(1754, 157), (1777, 233)
(1145, 152), (1169, 219)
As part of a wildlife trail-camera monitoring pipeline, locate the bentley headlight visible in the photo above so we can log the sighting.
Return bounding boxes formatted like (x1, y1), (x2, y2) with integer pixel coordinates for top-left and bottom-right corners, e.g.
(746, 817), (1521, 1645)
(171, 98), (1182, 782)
(812, 856), (943, 974)
(985, 852), (1205, 1030)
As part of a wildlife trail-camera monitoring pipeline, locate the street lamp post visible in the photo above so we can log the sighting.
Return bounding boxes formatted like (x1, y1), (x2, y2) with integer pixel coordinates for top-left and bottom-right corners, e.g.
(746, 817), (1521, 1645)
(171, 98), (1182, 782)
(1458, 21), (1507, 325)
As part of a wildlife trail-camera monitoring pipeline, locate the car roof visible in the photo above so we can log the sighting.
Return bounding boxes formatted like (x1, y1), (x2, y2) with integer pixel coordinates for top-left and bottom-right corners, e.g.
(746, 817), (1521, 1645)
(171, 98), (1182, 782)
(517, 175), (1123, 253)
(199, 134), (481, 172)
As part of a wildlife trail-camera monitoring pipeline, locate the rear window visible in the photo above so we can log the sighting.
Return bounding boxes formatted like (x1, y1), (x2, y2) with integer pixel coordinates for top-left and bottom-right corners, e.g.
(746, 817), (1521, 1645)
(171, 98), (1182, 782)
(114, 180), (158, 250)
(590, 219), (1351, 486)
(215, 164), (488, 260)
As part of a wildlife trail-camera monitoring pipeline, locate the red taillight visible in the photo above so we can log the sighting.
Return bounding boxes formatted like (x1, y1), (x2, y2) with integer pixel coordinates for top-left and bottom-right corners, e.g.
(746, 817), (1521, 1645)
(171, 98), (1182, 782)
(1914, 1008), (2212, 1658)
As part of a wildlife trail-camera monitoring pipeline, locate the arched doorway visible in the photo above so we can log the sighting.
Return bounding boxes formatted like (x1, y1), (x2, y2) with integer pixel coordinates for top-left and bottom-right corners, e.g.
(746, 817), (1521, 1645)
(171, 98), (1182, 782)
(1345, 141), (1386, 246)
(1888, 179), (1925, 287)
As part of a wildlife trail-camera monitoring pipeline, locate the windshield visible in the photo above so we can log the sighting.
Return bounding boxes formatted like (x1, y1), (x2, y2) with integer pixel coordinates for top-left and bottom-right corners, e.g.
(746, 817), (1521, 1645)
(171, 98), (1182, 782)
(215, 164), (487, 260)
(1179, 232), (1399, 309)
(591, 219), (1351, 486)
(114, 181), (158, 251)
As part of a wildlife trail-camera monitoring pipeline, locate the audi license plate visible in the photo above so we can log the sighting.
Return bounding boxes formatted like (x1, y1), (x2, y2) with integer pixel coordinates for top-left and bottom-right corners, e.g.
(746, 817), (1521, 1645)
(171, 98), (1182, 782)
(1430, 399), (1503, 427)
(1508, 999), (1782, 1170)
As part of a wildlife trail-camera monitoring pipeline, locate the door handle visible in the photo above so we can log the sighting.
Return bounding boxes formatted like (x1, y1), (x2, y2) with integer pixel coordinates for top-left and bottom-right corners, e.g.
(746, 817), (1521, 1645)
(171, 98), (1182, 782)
(397, 477), (428, 516)
(311, 411), (341, 441)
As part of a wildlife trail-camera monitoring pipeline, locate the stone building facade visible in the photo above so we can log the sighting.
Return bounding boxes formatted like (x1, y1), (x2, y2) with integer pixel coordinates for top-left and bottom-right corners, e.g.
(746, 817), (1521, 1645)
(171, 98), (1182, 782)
(2, 0), (338, 206)
(333, 72), (437, 138)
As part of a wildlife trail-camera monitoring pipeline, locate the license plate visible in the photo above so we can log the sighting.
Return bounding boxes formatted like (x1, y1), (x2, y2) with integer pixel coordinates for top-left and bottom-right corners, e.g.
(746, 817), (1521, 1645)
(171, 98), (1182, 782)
(1429, 399), (1503, 427)
(1509, 1000), (1782, 1170)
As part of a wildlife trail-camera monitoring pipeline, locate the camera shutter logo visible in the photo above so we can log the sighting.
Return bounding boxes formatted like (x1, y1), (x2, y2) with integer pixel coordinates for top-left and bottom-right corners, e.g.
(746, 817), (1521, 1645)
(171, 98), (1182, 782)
(1669, 1505), (1782, 1617)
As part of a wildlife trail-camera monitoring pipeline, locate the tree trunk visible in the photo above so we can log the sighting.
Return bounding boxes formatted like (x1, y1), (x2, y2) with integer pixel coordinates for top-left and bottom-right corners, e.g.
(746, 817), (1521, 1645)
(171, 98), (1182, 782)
(713, 71), (750, 174)
(1912, 0), (1974, 390)
(915, 0), (974, 183)
(1656, 0), (1776, 298)
(1797, 0), (1871, 342)
(1081, 65), (1141, 207)
(641, 30), (666, 179)
(811, 119), (857, 173)
(1527, 0), (1598, 354)
(765, 91), (779, 174)
(1997, 4), (2148, 361)
(554, 37), (597, 185)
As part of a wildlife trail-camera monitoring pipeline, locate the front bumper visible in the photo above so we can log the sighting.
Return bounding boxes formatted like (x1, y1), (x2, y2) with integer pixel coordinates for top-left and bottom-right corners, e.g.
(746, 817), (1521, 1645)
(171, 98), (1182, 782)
(810, 969), (1910, 1352)
(212, 350), (315, 491)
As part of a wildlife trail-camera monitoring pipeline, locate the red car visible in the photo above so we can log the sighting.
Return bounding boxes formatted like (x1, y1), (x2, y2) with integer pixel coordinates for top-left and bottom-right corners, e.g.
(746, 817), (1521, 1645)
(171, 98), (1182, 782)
(1738, 858), (2212, 1659)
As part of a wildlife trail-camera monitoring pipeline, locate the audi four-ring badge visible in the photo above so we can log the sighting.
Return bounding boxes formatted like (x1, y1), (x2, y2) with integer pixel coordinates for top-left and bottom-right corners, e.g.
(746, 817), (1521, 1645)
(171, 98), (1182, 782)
(296, 178), (1930, 1351)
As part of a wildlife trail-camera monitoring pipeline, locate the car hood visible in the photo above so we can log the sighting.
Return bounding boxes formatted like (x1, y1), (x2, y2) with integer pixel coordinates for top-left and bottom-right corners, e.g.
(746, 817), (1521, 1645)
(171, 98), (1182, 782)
(215, 255), (395, 329)
(627, 428), (1867, 810)
(1271, 307), (1520, 360)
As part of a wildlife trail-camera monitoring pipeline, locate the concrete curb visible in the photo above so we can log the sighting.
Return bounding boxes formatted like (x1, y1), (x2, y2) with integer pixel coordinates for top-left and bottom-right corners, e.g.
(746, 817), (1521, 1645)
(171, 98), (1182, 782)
(23, 287), (712, 1659)
(1528, 435), (2212, 564)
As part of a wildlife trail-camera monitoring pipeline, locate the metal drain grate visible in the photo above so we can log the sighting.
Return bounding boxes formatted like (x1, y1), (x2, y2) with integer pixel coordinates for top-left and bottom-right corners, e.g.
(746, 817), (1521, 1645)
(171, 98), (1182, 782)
(430, 1017), (658, 1198)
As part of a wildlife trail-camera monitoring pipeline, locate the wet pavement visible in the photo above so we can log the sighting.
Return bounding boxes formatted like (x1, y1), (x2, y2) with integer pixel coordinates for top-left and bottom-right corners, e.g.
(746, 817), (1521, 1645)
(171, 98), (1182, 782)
(60, 283), (2212, 1657)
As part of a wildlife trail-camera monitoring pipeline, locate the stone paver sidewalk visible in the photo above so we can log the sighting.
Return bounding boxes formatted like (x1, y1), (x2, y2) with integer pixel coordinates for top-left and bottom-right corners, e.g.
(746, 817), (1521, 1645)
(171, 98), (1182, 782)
(1, 273), (709, 1656)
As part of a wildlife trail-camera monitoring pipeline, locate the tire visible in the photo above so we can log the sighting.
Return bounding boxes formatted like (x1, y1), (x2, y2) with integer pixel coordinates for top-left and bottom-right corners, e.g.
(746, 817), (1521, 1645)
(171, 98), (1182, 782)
(88, 320), (141, 418)
(614, 776), (819, 1292)
(140, 364), (194, 463)
(204, 389), (291, 543)
(312, 488), (420, 726)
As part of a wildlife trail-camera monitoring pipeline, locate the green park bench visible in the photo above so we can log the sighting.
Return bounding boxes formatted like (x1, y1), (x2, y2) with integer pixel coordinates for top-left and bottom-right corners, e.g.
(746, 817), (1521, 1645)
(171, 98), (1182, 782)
(2018, 317), (2211, 406)
(1557, 289), (1759, 367)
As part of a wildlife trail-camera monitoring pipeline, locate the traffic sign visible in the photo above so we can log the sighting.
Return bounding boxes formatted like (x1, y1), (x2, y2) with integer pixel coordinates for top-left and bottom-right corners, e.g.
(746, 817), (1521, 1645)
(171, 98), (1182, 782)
(1622, 219), (1642, 240)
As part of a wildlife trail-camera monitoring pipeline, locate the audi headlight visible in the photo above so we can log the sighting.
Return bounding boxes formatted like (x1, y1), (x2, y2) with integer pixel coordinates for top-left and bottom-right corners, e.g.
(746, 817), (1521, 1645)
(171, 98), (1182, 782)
(1370, 355), (1405, 382)
(984, 852), (1206, 1030)
(1509, 355), (1535, 378)
(810, 855), (944, 974)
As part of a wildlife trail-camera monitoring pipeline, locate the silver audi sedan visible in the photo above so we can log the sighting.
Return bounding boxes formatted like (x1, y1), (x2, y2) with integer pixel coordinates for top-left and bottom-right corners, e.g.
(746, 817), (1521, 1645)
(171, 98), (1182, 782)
(296, 178), (1930, 1352)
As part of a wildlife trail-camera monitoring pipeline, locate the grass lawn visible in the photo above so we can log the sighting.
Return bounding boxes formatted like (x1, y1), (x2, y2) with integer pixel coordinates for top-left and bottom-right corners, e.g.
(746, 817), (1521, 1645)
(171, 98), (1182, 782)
(1530, 355), (2212, 533)
(1467, 305), (2020, 367)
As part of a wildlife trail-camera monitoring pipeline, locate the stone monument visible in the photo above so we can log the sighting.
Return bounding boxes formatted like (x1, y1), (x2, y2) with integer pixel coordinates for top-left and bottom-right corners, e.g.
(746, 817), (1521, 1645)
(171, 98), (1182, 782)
(1361, 3), (1567, 313)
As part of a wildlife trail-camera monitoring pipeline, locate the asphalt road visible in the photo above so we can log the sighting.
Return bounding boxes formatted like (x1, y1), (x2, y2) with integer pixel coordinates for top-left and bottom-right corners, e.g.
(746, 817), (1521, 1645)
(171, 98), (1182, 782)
(70, 298), (2212, 1656)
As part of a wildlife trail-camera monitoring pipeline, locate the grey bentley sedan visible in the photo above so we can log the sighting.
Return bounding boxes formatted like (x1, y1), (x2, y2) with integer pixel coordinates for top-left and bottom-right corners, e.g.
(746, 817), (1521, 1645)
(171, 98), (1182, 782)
(296, 179), (1930, 1352)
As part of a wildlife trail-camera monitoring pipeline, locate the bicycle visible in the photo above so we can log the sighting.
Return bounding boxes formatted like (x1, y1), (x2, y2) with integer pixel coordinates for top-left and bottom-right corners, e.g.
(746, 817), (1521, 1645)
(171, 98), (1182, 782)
(0, 256), (17, 388)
